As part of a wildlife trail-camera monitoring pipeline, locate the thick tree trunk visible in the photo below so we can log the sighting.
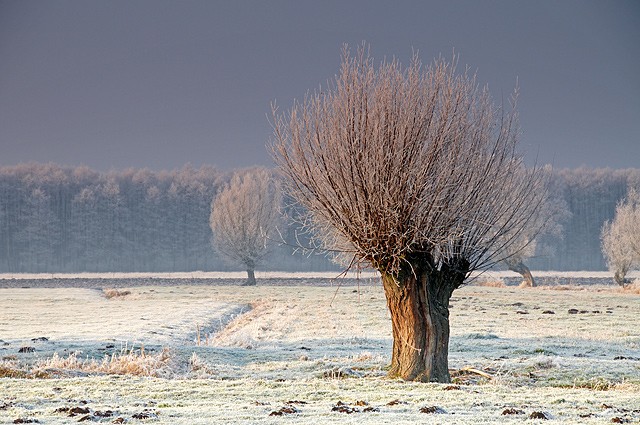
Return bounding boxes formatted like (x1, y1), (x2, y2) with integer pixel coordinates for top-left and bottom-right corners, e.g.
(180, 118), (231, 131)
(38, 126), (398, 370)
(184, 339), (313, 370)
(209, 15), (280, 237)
(505, 258), (535, 287)
(244, 268), (257, 286)
(381, 260), (466, 383)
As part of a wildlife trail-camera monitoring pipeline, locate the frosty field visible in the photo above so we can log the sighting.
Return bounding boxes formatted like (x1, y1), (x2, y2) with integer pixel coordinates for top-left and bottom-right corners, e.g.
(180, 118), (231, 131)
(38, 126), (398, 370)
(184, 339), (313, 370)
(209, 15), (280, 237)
(1, 276), (639, 424)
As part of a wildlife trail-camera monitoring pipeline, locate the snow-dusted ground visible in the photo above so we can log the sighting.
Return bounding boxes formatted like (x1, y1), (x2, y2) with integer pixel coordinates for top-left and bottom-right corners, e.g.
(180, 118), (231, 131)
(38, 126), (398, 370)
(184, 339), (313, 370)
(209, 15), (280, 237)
(1, 277), (639, 424)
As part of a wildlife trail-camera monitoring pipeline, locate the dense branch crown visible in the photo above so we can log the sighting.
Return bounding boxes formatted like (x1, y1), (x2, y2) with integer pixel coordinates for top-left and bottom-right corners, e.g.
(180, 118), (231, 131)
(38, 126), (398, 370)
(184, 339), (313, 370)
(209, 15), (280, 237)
(209, 168), (281, 269)
(601, 189), (640, 284)
(272, 45), (546, 276)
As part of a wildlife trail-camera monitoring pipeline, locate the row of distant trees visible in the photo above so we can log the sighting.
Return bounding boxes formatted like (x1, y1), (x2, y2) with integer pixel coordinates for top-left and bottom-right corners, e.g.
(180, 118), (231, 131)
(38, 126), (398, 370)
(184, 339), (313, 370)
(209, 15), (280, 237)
(0, 163), (328, 273)
(0, 162), (638, 273)
(0, 163), (222, 272)
(531, 168), (640, 271)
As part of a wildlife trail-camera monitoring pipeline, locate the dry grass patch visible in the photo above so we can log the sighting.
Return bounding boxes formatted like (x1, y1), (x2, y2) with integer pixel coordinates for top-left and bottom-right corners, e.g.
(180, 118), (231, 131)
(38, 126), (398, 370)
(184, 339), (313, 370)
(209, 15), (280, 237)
(0, 359), (28, 378)
(102, 288), (132, 299)
(567, 377), (616, 391)
(188, 353), (217, 376)
(473, 279), (506, 288)
(539, 284), (586, 291)
(0, 359), (52, 379)
(621, 281), (640, 295)
(538, 282), (640, 294)
(36, 347), (173, 377)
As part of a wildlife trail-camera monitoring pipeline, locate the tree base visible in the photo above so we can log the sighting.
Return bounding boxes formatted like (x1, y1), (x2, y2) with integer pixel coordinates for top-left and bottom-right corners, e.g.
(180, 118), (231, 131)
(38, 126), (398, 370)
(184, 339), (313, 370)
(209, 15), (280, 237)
(243, 269), (257, 286)
(381, 260), (467, 383)
(506, 259), (535, 287)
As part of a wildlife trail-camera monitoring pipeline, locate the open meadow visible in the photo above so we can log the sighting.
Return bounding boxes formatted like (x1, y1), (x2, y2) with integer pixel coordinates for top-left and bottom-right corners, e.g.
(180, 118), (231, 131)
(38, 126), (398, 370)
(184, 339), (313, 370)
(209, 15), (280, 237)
(1, 274), (639, 424)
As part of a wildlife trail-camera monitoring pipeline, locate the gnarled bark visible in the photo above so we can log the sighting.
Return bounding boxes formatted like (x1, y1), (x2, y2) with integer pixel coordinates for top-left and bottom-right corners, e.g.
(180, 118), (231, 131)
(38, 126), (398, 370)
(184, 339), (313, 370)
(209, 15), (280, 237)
(381, 259), (467, 383)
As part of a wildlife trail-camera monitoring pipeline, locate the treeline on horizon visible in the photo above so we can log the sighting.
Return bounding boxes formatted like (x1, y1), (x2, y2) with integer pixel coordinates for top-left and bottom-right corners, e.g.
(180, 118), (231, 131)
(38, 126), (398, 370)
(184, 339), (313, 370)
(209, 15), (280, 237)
(0, 162), (638, 273)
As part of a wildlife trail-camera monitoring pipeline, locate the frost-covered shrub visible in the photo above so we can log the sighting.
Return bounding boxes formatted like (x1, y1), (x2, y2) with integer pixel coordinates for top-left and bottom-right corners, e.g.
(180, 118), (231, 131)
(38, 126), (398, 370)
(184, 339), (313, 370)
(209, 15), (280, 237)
(601, 189), (640, 286)
(209, 168), (282, 285)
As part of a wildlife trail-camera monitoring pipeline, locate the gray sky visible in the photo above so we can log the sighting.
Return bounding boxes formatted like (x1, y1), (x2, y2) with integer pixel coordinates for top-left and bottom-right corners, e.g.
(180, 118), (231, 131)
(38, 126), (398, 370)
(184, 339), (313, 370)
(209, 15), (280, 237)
(1, 0), (638, 171)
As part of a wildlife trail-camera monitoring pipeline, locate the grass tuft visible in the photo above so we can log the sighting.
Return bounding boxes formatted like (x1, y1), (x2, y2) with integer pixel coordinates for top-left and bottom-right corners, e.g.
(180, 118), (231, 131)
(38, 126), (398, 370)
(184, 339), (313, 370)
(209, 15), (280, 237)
(474, 279), (506, 288)
(569, 377), (614, 391)
(0, 360), (28, 378)
(36, 346), (172, 377)
(188, 353), (216, 376)
(622, 281), (640, 295)
(102, 288), (132, 299)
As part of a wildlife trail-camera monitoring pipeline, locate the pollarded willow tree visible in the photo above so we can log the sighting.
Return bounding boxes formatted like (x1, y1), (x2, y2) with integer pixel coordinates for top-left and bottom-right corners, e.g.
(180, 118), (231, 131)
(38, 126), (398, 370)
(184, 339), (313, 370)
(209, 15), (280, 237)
(502, 168), (568, 287)
(209, 168), (282, 285)
(601, 189), (640, 287)
(271, 46), (547, 382)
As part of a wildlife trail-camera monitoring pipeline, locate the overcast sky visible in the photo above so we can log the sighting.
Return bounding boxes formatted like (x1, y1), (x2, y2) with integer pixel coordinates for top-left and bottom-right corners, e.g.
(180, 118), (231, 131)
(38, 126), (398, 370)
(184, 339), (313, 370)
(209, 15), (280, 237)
(0, 0), (638, 171)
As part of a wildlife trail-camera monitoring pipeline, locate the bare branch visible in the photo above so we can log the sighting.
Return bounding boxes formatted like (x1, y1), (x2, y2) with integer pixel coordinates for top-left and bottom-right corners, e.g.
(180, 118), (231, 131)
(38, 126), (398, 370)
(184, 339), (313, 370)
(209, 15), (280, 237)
(271, 45), (547, 277)
(601, 188), (640, 286)
(209, 168), (282, 282)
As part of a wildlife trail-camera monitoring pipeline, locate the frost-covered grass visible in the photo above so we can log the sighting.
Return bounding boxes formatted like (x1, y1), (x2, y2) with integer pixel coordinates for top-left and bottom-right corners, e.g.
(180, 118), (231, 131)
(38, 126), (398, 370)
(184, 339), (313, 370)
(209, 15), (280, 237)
(1, 280), (639, 424)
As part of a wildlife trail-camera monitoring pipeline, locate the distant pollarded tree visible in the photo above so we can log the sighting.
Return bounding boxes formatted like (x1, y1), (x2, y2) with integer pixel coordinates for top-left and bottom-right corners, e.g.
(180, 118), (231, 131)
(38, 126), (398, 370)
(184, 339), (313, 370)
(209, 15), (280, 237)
(209, 168), (282, 285)
(601, 189), (640, 286)
(272, 45), (547, 382)
(502, 167), (569, 287)
(0, 163), (229, 272)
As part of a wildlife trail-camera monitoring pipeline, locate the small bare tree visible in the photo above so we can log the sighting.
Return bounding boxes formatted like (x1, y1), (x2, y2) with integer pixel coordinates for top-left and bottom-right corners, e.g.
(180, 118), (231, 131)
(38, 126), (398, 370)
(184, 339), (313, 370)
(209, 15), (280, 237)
(209, 168), (282, 285)
(601, 189), (640, 286)
(502, 170), (568, 287)
(272, 45), (546, 382)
